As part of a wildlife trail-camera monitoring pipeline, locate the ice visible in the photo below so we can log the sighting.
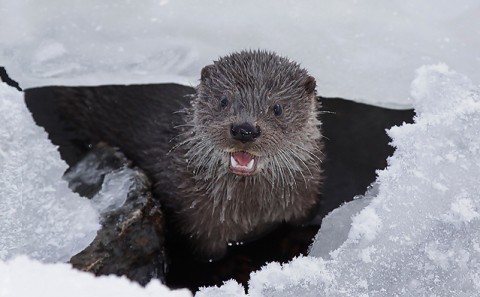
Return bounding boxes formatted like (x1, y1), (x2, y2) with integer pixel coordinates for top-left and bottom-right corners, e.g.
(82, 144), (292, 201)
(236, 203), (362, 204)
(196, 66), (480, 296)
(309, 185), (376, 259)
(0, 82), (99, 262)
(63, 150), (137, 214)
(0, 256), (192, 297)
(89, 168), (136, 214)
(2, 1), (480, 108)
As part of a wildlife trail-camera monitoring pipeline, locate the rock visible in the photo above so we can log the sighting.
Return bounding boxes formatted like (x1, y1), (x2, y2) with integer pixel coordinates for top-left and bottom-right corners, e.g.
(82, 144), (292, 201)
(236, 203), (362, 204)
(66, 144), (166, 285)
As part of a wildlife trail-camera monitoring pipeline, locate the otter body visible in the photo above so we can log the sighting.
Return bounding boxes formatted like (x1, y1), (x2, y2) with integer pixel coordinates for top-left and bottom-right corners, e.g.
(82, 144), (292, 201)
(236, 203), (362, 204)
(58, 50), (323, 258)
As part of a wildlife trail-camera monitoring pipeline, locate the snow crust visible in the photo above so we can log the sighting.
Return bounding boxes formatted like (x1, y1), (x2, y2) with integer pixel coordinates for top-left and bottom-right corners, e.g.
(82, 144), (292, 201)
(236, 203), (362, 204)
(2, 1), (480, 108)
(0, 93), (144, 262)
(196, 66), (480, 296)
(0, 256), (192, 297)
(0, 82), (99, 262)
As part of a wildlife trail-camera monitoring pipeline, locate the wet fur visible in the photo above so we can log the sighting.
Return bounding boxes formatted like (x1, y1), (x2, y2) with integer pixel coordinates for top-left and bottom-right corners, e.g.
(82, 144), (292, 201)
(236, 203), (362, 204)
(57, 50), (324, 258)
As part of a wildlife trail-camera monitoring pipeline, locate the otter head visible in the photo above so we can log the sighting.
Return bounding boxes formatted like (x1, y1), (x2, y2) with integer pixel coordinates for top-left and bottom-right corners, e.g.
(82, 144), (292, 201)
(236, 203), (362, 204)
(187, 50), (321, 182)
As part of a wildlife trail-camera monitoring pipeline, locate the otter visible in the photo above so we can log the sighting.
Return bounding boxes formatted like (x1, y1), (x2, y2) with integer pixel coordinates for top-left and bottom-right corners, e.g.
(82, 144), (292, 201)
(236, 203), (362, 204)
(55, 50), (324, 258)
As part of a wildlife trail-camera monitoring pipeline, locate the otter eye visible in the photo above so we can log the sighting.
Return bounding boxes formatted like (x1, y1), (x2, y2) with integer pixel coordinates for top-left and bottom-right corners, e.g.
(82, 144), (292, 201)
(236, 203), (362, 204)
(220, 96), (229, 109)
(273, 103), (283, 116)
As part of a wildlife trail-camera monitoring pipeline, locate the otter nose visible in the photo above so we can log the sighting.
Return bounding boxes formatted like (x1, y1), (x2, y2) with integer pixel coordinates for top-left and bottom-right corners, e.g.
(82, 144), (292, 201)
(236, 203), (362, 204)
(230, 122), (260, 143)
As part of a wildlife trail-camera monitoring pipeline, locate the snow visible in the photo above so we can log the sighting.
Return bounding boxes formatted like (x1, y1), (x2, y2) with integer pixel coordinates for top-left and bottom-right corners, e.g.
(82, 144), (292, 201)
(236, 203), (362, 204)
(0, 256), (191, 297)
(0, 84), (186, 296)
(0, 82), (99, 263)
(2, 2), (480, 295)
(0, 82), (151, 262)
(196, 66), (480, 296)
(2, 0), (480, 108)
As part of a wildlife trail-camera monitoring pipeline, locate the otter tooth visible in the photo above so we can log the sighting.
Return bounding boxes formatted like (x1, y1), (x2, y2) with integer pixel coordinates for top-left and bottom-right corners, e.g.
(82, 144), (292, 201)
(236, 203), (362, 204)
(230, 155), (238, 167)
(246, 159), (255, 170)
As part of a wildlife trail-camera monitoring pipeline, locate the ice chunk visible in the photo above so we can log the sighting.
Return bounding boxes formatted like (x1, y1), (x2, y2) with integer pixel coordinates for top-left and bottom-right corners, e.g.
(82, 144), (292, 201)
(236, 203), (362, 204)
(0, 256), (191, 297)
(0, 82), (99, 262)
(89, 168), (136, 214)
(309, 185), (376, 259)
(64, 148), (137, 215)
(196, 66), (480, 296)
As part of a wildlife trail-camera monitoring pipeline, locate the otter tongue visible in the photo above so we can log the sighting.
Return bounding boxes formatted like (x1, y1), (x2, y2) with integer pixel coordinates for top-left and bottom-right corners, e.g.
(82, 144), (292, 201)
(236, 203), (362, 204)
(232, 151), (253, 167)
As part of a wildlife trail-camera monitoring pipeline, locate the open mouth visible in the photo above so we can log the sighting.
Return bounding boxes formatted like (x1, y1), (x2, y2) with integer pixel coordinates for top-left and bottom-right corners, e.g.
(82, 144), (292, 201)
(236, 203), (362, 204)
(229, 151), (257, 175)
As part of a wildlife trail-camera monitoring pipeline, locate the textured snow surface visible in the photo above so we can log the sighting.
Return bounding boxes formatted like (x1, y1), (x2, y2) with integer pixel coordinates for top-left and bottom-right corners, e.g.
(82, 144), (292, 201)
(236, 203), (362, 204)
(2, 0), (480, 107)
(0, 83), (99, 262)
(196, 66), (480, 296)
(0, 256), (192, 297)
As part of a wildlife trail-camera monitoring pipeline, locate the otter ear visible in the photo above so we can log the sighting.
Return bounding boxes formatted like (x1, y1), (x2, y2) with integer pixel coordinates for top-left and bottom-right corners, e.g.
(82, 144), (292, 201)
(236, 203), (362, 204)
(304, 76), (316, 95)
(201, 65), (215, 82)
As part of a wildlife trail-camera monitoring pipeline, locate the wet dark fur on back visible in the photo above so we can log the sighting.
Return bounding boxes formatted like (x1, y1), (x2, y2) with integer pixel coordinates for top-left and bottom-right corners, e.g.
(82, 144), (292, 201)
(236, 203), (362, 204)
(56, 50), (324, 258)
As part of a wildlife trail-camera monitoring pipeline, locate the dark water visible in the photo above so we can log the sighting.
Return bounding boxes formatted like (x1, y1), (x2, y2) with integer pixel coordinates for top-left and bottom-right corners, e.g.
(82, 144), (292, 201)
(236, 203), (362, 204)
(0, 66), (22, 91)
(24, 84), (414, 292)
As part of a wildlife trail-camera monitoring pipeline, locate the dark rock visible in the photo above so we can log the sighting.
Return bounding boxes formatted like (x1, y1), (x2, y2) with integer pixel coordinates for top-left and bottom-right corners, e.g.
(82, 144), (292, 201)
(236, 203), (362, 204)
(66, 144), (166, 285)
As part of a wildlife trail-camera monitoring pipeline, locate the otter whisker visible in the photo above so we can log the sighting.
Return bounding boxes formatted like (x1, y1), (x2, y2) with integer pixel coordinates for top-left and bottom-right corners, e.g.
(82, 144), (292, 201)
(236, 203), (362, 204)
(270, 154), (287, 189)
(291, 142), (325, 162)
(286, 144), (321, 173)
(170, 132), (208, 152)
(316, 109), (335, 115)
(276, 150), (297, 188)
(284, 147), (310, 184)
(188, 143), (215, 169)
(173, 108), (192, 115)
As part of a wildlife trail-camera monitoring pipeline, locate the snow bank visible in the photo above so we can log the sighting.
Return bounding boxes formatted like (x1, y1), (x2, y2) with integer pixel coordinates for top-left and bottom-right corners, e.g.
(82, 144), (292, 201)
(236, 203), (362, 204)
(196, 66), (480, 296)
(0, 83), (182, 295)
(0, 256), (191, 297)
(2, 0), (480, 107)
(0, 82), (99, 262)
